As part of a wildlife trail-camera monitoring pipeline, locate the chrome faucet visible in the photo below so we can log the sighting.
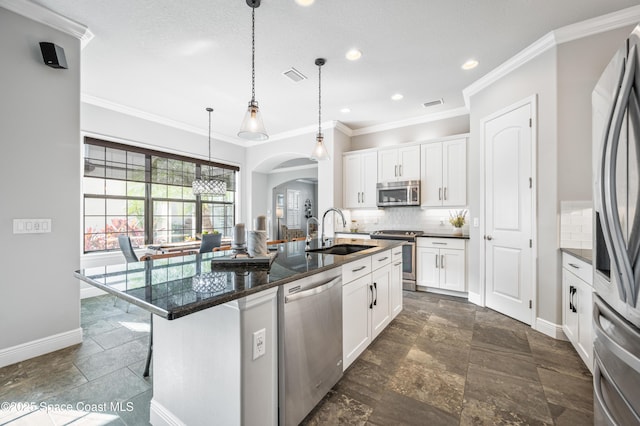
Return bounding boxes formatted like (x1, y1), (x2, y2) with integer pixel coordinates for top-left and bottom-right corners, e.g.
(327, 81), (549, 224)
(321, 207), (347, 246)
(306, 216), (319, 242)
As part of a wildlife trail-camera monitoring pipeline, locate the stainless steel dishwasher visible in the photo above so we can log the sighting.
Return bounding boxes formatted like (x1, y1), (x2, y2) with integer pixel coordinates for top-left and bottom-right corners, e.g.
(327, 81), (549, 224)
(278, 268), (343, 426)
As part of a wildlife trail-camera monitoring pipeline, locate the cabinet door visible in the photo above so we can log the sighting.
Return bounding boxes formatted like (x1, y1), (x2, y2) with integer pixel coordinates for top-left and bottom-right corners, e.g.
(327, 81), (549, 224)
(377, 149), (398, 182)
(342, 275), (372, 371)
(361, 152), (378, 208)
(371, 264), (391, 340)
(442, 139), (466, 206)
(421, 143), (443, 207)
(390, 256), (403, 318)
(343, 154), (362, 209)
(562, 269), (579, 345)
(439, 248), (465, 292)
(416, 246), (439, 287)
(576, 281), (593, 368)
(398, 145), (421, 180)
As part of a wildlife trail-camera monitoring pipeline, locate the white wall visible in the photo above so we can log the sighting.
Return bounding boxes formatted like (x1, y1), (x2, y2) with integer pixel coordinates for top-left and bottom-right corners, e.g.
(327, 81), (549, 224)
(350, 115), (470, 150)
(0, 8), (81, 363)
(556, 26), (634, 201)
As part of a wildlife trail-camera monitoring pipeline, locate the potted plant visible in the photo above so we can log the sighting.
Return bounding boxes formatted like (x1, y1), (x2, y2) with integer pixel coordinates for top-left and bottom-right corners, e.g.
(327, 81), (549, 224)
(449, 209), (467, 236)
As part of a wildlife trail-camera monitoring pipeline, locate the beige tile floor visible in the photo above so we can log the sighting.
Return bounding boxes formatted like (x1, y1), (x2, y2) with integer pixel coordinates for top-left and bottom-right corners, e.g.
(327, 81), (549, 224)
(0, 291), (593, 425)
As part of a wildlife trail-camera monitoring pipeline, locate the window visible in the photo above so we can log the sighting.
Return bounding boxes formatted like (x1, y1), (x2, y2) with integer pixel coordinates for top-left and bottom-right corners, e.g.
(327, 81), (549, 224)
(83, 137), (238, 253)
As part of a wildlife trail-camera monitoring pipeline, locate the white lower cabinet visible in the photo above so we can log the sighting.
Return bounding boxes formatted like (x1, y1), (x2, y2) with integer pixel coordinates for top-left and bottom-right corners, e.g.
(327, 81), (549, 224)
(342, 249), (396, 371)
(561, 253), (593, 372)
(342, 274), (372, 370)
(416, 238), (466, 293)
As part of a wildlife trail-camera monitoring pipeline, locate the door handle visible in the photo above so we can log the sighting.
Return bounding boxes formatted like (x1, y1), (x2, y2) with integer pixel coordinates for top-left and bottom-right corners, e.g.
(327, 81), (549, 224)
(352, 265), (367, 273)
(357, 192), (361, 203)
(369, 284), (374, 309)
(440, 254), (445, 269)
(568, 263), (580, 269)
(394, 165), (398, 177)
(569, 285), (576, 313)
(485, 235), (493, 240)
(444, 187), (447, 200)
(361, 192), (364, 203)
(600, 45), (638, 305)
(399, 164), (402, 176)
(377, 257), (389, 262)
(373, 282), (377, 306)
(435, 254), (439, 269)
(439, 187), (442, 200)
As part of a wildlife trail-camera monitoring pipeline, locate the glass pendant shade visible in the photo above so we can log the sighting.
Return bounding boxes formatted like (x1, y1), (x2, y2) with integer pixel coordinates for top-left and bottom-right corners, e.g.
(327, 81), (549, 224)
(238, 101), (268, 141)
(310, 133), (330, 161)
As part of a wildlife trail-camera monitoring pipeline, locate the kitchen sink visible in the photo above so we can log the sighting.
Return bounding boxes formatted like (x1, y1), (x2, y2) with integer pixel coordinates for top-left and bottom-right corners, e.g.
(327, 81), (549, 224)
(306, 244), (375, 255)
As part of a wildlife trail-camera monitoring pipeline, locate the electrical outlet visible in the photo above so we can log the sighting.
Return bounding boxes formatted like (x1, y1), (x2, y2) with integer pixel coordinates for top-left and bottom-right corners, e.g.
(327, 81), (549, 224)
(440, 217), (445, 226)
(253, 328), (266, 360)
(13, 219), (52, 234)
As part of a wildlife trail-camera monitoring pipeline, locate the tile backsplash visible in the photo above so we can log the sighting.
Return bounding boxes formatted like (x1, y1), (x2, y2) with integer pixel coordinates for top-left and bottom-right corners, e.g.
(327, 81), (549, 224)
(345, 207), (470, 234)
(560, 201), (592, 249)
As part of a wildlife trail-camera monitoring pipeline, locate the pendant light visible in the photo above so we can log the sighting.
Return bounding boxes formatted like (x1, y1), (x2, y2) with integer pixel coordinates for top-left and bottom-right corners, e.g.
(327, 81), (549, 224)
(310, 58), (330, 161)
(238, 0), (268, 141)
(193, 107), (227, 195)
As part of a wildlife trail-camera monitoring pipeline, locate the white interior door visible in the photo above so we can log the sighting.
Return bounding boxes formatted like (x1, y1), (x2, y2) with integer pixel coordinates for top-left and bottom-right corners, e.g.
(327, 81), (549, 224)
(484, 102), (533, 325)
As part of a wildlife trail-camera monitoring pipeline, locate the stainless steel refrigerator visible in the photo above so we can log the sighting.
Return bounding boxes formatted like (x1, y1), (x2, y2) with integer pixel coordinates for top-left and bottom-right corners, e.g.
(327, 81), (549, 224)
(592, 24), (640, 425)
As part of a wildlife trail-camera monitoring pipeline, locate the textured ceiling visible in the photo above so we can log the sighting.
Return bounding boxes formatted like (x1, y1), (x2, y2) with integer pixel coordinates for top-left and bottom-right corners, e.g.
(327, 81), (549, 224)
(34, 0), (640, 143)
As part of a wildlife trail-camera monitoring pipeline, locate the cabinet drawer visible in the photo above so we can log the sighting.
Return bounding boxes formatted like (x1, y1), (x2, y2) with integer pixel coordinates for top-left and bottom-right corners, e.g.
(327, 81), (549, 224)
(371, 250), (392, 270)
(417, 237), (465, 250)
(392, 245), (403, 261)
(562, 253), (592, 286)
(342, 257), (371, 283)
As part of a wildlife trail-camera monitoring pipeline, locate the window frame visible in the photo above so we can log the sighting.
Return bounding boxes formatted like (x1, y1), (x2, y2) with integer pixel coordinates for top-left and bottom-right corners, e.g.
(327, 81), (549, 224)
(83, 137), (239, 254)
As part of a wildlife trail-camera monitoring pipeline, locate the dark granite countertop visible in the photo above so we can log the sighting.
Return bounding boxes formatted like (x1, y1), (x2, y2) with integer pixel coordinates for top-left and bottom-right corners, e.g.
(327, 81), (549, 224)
(335, 231), (470, 240)
(74, 238), (402, 320)
(560, 247), (593, 265)
(418, 233), (470, 240)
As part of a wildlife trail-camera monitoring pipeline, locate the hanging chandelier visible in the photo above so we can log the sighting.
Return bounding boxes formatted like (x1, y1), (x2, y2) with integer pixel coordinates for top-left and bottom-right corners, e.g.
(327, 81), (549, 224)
(193, 107), (227, 196)
(310, 58), (330, 161)
(238, 0), (268, 141)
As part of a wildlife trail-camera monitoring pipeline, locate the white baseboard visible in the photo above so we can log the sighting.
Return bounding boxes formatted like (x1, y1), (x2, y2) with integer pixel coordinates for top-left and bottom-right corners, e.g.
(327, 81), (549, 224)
(467, 291), (483, 307)
(534, 317), (566, 339)
(150, 399), (187, 426)
(81, 286), (107, 299)
(0, 328), (83, 369)
(416, 286), (467, 299)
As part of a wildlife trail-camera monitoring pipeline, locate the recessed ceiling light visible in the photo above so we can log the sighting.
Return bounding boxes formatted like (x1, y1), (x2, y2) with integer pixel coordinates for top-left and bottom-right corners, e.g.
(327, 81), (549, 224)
(462, 59), (479, 70)
(391, 93), (404, 101)
(340, 107), (351, 113)
(345, 49), (362, 61)
(295, 0), (315, 5)
(282, 67), (307, 82)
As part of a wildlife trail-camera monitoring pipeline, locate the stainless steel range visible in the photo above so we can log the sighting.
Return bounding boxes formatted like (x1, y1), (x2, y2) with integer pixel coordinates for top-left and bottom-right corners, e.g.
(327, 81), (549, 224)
(370, 230), (423, 291)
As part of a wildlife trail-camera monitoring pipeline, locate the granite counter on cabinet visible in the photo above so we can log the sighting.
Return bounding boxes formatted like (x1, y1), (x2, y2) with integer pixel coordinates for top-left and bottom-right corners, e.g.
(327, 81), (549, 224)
(74, 238), (402, 320)
(560, 247), (592, 264)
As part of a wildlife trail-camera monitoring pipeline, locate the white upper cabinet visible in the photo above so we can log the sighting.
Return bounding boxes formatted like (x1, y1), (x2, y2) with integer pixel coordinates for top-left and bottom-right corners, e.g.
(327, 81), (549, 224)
(343, 151), (378, 209)
(378, 145), (421, 182)
(421, 138), (467, 207)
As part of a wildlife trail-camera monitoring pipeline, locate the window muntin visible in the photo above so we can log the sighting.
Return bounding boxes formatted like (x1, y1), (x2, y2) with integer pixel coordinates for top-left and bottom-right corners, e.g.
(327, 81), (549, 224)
(83, 138), (237, 253)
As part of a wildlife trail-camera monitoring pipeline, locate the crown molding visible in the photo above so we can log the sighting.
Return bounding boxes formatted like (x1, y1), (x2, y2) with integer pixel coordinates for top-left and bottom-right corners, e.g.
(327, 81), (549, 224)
(350, 107), (469, 137)
(334, 121), (354, 137)
(0, 0), (94, 48)
(82, 94), (242, 146)
(463, 5), (640, 107)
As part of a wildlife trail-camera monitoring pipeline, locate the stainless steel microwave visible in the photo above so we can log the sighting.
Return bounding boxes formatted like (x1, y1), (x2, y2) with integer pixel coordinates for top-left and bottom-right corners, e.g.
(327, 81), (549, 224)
(376, 180), (421, 207)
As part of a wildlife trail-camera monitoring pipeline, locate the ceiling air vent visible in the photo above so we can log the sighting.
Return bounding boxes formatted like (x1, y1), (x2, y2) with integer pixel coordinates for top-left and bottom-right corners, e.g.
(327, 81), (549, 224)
(282, 67), (307, 82)
(422, 98), (444, 108)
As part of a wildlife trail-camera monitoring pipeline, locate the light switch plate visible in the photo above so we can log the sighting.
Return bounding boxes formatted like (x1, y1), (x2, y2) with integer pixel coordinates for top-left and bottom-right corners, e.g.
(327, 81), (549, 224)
(473, 218), (479, 227)
(13, 219), (52, 234)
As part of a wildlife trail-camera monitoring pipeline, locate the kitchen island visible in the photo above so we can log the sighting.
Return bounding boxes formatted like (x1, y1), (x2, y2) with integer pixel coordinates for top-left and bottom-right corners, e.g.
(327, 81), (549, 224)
(75, 238), (402, 426)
